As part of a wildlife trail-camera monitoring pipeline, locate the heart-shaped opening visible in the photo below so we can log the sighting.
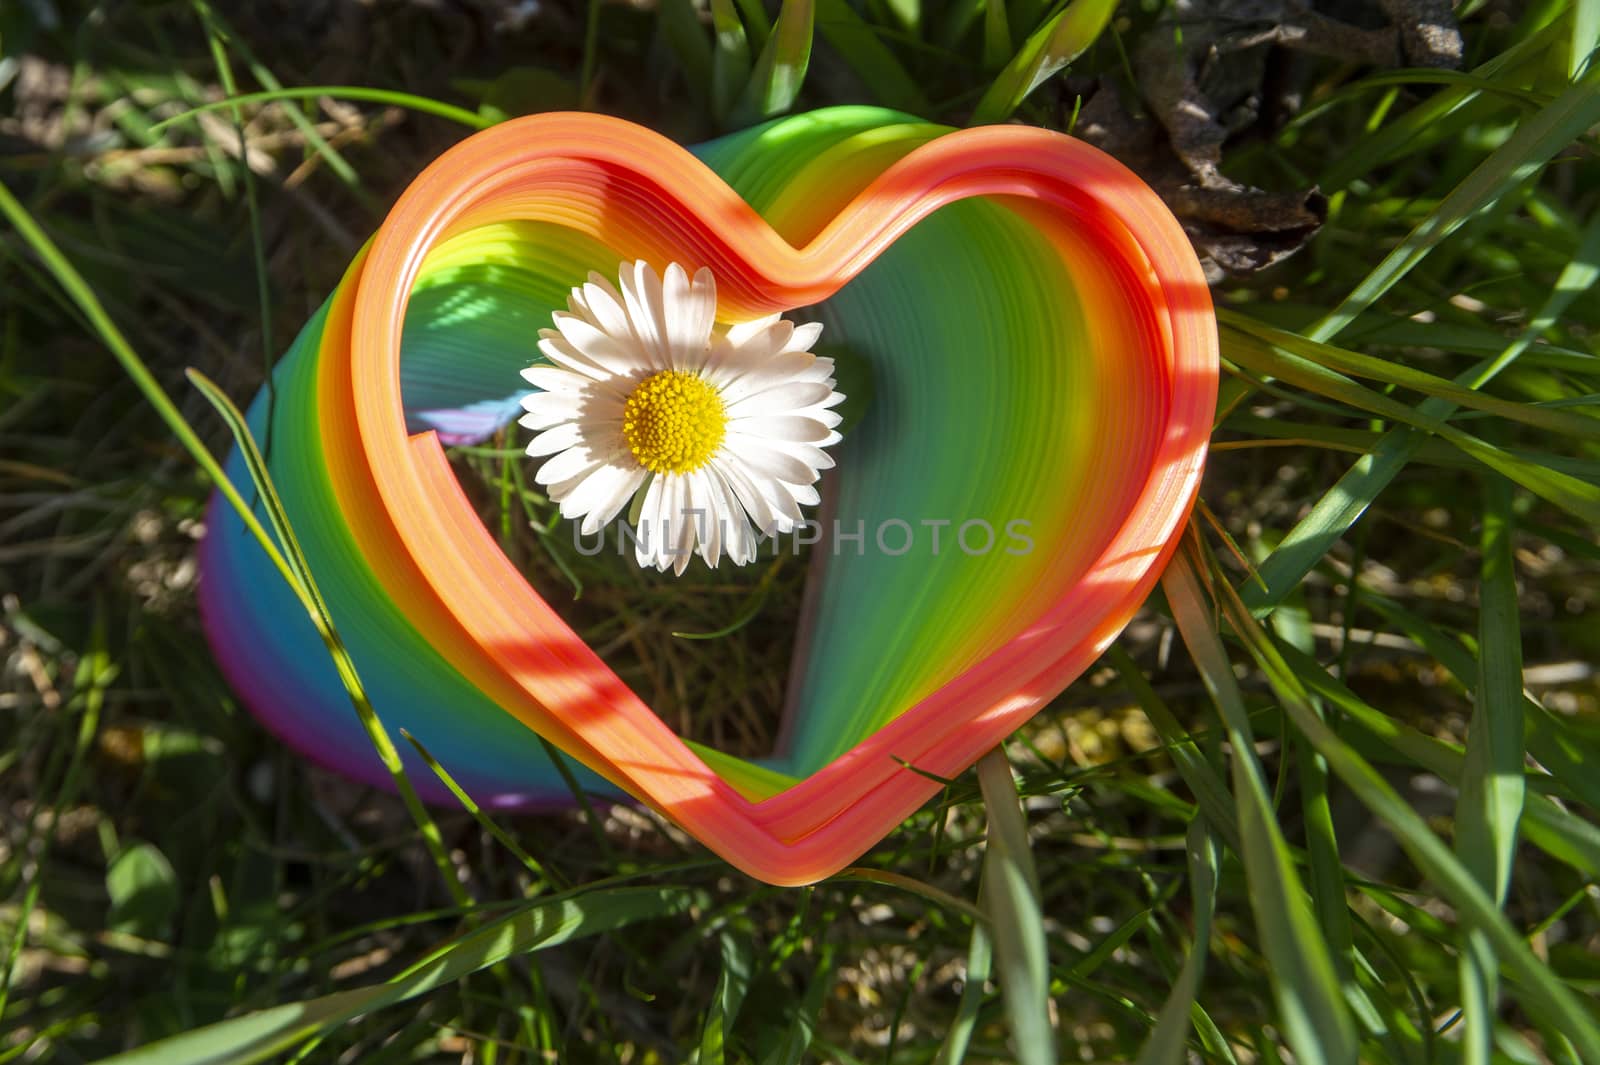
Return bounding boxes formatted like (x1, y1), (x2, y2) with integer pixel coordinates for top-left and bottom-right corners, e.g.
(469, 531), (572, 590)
(199, 107), (1216, 884)
(400, 223), (811, 765)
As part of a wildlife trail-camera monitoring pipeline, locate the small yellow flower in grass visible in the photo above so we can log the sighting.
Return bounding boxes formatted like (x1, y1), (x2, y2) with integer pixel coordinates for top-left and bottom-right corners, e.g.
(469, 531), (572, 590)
(520, 261), (845, 574)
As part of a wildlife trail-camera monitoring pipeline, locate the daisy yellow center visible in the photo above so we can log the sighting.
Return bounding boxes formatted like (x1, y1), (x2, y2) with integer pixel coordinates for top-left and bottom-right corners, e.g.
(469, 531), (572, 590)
(622, 370), (727, 475)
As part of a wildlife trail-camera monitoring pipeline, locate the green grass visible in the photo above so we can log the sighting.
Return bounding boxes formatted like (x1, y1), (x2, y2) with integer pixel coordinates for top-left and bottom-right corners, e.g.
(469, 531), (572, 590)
(3, 1), (1600, 1062)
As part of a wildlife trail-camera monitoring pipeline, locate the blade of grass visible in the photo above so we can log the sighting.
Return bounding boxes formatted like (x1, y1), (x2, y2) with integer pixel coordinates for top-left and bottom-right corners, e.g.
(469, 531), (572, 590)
(969, 0), (1114, 124)
(936, 0), (985, 49)
(1359, 592), (1600, 813)
(1107, 645), (1241, 854)
(976, 749), (1055, 1065)
(1348, 909), (1432, 1065)
(193, 1), (278, 459)
(1066, 908), (1150, 981)
(1454, 475), (1527, 1065)
(1190, 1003), (1241, 1065)
(1292, 68), (1551, 124)
(1220, 312), (1600, 442)
(1311, 66), (1600, 345)
(98, 887), (694, 1065)
(672, 556), (784, 638)
(1134, 820), (1220, 1065)
(536, 734), (617, 865)
(731, 0), (772, 47)
(1458, 478), (1530, 901)
(931, 902), (994, 1065)
(1217, 416), (1470, 467)
(1281, 692), (1373, 1028)
(0, 183), (301, 598)
(709, 0), (753, 123)
(147, 86), (491, 136)
(982, 0), (1012, 70)
(1270, 637), (1600, 880)
(1202, 543), (1600, 1062)
(189, 1), (368, 195)
(1318, 17), (1565, 192)
(734, 0), (815, 125)
(813, 0), (931, 114)
(399, 728), (564, 891)
(1244, 81), (1600, 608)
(580, 0), (603, 105)
(882, 0), (921, 34)
(1222, 331), (1600, 527)
(1164, 536), (1359, 1065)
(1258, 571), (1363, 1013)
(699, 931), (755, 1065)
(185, 369), (468, 908)
(1573, 0), (1599, 75)
(1245, 207), (1600, 612)
(760, 940), (835, 1065)
(835, 868), (988, 923)
(660, 0), (715, 110)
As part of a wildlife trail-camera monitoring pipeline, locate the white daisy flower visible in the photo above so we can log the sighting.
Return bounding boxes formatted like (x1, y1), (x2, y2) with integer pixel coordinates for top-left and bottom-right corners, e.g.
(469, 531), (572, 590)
(519, 261), (845, 575)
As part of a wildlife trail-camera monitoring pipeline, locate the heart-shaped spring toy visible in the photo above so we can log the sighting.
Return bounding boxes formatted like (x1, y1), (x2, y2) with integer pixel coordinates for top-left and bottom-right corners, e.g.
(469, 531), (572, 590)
(198, 107), (1217, 885)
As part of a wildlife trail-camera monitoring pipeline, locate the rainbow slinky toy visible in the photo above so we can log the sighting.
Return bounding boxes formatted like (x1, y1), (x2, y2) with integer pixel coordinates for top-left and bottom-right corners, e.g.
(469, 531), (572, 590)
(198, 107), (1217, 885)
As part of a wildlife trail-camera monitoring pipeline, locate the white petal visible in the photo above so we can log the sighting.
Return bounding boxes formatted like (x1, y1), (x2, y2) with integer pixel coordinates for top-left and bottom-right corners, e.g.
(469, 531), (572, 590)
(581, 273), (635, 341)
(729, 321), (794, 366)
(521, 365), (590, 394)
(785, 482), (821, 507)
(526, 422), (585, 457)
(722, 314), (781, 348)
(706, 466), (755, 564)
(521, 389), (571, 418)
(657, 475), (693, 574)
(522, 383), (628, 436)
(536, 446), (607, 487)
(697, 338), (745, 389)
(792, 356), (836, 384)
(535, 330), (613, 381)
(663, 264), (717, 373)
(718, 452), (803, 527)
(773, 404), (843, 430)
(712, 351), (819, 404)
(688, 470), (721, 569)
(542, 464), (598, 508)
(633, 474), (667, 569)
(770, 439), (836, 471)
(700, 326), (794, 389)
(728, 415), (835, 444)
(711, 456), (778, 536)
(783, 321), (823, 353)
(724, 380), (836, 418)
(596, 466), (649, 531)
(761, 482), (803, 527)
(552, 313), (652, 378)
(723, 435), (825, 484)
(618, 260), (669, 369)
(570, 464), (647, 534)
(519, 410), (561, 434)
